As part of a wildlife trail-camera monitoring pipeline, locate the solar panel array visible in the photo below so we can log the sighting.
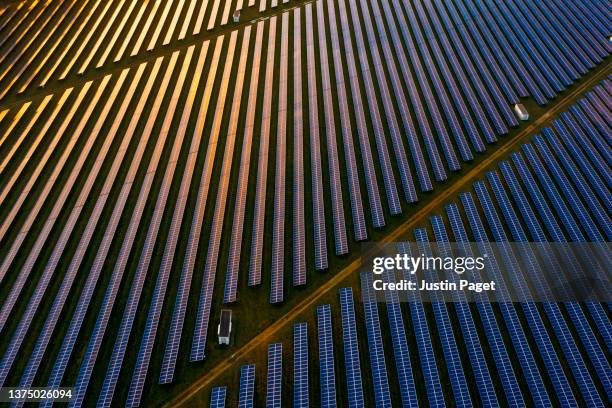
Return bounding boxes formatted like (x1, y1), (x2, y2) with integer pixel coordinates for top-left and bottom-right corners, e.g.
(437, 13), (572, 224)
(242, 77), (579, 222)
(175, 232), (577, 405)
(238, 364), (256, 408)
(317, 305), (337, 408)
(338, 288), (364, 408)
(293, 323), (309, 408)
(0, 0), (610, 405)
(0, 0), (272, 100)
(201, 99), (611, 405)
(266, 343), (283, 408)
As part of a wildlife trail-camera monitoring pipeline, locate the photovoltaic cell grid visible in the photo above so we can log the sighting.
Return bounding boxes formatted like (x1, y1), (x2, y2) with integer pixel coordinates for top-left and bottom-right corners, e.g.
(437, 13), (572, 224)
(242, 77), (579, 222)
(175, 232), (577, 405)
(317, 305), (337, 408)
(238, 365), (256, 408)
(0, 0), (610, 406)
(359, 273), (392, 408)
(210, 386), (227, 408)
(266, 343), (282, 408)
(338, 288), (364, 408)
(293, 323), (309, 408)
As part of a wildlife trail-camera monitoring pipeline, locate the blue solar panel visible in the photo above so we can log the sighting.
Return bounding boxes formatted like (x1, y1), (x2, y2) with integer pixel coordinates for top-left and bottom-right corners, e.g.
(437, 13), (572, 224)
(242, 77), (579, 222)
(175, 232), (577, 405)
(379, 272), (419, 407)
(99, 49), (194, 408)
(210, 386), (227, 408)
(384, 0), (447, 182)
(400, 0), (462, 172)
(541, 129), (611, 239)
(414, 228), (472, 407)
(491, 167), (605, 406)
(395, 244), (445, 408)
(127, 42), (214, 407)
(467, 0), (558, 98)
(266, 343), (282, 408)
(293, 323), (309, 408)
(427, 0), (500, 144)
(339, 0), (402, 216)
(368, 0), (433, 192)
(445, 204), (525, 407)
(577, 98), (612, 141)
(474, 179), (577, 406)
(359, 273), (392, 408)
(317, 305), (337, 407)
(450, 0), (535, 101)
(350, 0), (417, 204)
(556, 114), (612, 204)
(430, 216), (499, 407)
(239, 365), (256, 408)
(513, 150), (612, 355)
(339, 288), (365, 408)
(461, 191), (551, 406)
(326, 0), (385, 230)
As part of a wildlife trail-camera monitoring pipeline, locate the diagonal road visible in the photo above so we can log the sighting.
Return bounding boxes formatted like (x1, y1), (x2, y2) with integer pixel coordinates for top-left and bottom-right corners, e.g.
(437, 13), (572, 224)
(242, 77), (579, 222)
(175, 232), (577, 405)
(164, 60), (611, 407)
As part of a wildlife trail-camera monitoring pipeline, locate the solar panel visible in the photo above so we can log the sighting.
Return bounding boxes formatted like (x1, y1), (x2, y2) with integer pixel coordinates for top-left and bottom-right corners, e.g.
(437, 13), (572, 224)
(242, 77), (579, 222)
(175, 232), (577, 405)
(466, 0), (556, 99)
(266, 343), (283, 408)
(338, 288), (364, 408)
(293, 323), (309, 408)
(164, 0), (187, 43)
(0, 76), (108, 331)
(239, 365), (256, 408)
(0, 82), (90, 280)
(317, 305), (337, 407)
(270, 12), (289, 304)
(500, 160), (612, 404)
(378, 272), (419, 408)
(304, 4), (329, 268)
(114, 2), (148, 61)
(313, 1), (349, 252)
(250, 16), (277, 286)
(225, 21), (265, 300)
(293, 7), (307, 284)
(159, 39), (222, 380)
(395, 244), (446, 408)
(207, 0), (222, 31)
(147, 0), (174, 49)
(210, 386), (227, 408)
(385, 0), (447, 181)
(540, 130), (611, 239)
(78, 1), (126, 73)
(562, 109), (612, 189)
(373, 0), (433, 192)
(359, 273), (392, 408)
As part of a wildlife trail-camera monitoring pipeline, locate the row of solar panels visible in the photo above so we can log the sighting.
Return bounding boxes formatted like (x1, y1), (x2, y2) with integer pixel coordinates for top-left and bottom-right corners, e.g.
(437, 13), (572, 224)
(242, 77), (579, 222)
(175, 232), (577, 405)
(0, 1), (610, 406)
(0, 0), (293, 100)
(206, 102), (611, 406)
